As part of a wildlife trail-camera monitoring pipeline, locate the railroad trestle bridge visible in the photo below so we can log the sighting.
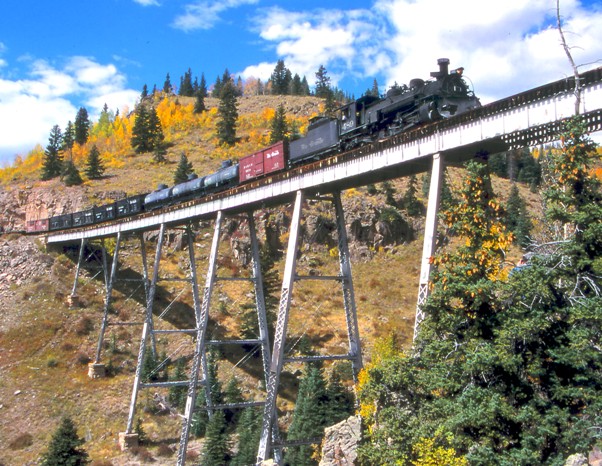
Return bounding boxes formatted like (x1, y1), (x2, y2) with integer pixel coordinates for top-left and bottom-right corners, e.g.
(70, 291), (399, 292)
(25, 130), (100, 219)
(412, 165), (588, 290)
(45, 66), (602, 464)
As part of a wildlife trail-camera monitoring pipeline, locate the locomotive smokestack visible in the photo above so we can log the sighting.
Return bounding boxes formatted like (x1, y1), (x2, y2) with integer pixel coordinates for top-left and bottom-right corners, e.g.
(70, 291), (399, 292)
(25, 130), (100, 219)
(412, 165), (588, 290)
(437, 58), (450, 75)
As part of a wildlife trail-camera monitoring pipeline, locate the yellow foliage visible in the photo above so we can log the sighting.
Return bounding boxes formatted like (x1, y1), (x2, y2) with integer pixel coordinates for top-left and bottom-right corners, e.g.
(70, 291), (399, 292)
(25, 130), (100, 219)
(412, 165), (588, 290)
(411, 436), (468, 466)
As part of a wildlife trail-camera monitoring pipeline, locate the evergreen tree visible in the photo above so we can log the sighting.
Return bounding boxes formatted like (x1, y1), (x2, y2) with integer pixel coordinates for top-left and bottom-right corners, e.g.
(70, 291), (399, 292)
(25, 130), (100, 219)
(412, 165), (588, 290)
(212, 75), (222, 97)
(284, 365), (330, 466)
(314, 65), (332, 99)
(141, 350), (158, 382)
(325, 370), (354, 424)
(63, 160), (83, 186)
(271, 59), (290, 95)
(41, 125), (63, 180)
(131, 104), (164, 154)
(163, 72), (172, 94)
(168, 358), (188, 411)
(216, 78), (238, 146)
(301, 76), (311, 96)
(223, 376), (244, 425)
(191, 388), (209, 438)
(173, 152), (194, 184)
(141, 83), (148, 99)
(194, 88), (206, 114)
(40, 417), (89, 466)
(290, 74), (303, 96)
(62, 121), (75, 156)
(488, 152), (508, 178)
(505, 183), (532, 248)
(84, 144), (105, 180)
(179, 68), (194, 96)
(131, 105), (150, 153)
(269, 103), (288, 143)
(231, 406), (262, 466)
(200, 409), (230, 465)
(199, 73), (208, 98)
(402, 174), (423, 216)
(74, 107), (90, 146)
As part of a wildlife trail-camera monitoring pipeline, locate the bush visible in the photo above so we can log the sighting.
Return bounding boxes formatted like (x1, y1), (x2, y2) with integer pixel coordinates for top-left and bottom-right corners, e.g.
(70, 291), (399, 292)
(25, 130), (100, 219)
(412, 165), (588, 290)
(9, 433), (33, 450)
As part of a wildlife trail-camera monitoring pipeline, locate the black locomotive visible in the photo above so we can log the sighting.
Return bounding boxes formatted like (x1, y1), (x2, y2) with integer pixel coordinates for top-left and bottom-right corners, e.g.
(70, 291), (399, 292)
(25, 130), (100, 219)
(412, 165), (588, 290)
(34, 58), (479, 233)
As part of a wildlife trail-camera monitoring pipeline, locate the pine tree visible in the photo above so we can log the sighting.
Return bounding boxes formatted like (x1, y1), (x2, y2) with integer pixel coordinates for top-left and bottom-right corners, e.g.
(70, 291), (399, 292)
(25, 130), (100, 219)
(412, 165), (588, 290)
(325, 370), (354, 424)
(223, 376), (244, 425)
(290, 74), (303, 96)
(216, 78), (238, 146)
(194, 88), (206, 114)
(314, 65), (332, 99)
(63, 160), (83, 186)
(200, 409), (230, 465)
(141, 84), (148, 99)
(131, 104), (150, 153)
(191, 387), (209, 438)
(84, 144), (105, 180)
(174, 152), (194, 184)
(269, 104), (288, 143)
(74, 107), (90, 146)
(271, 60), (290, 95)
(284, 365), (329, 466)
(168, 358), (188, 411)
(179, 68), (194, 96)
(231, 406), (262, 466)
(131, 105), (164, 154)
(163, 72), (172, 94)
(505, 183), (532, 248)
(402, 174), (423, 216)
(41, 125), (63, 180)
(62, 121), (75, 157)
(40, 417), (89, 466)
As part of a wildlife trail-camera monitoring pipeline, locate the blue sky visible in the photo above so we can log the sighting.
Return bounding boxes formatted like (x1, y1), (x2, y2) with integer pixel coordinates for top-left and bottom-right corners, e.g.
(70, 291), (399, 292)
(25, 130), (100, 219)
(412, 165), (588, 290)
(1, 0), (601, 165)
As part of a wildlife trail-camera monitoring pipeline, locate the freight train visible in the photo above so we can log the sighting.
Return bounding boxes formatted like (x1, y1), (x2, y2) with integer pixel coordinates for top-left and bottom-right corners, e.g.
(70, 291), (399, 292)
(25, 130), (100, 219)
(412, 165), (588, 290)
(27, 58), (480, 234)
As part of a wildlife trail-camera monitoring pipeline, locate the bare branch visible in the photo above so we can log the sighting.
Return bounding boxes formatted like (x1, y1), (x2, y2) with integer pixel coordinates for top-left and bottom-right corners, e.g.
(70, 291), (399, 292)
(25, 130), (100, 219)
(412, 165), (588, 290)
(557, 0), (581, 114)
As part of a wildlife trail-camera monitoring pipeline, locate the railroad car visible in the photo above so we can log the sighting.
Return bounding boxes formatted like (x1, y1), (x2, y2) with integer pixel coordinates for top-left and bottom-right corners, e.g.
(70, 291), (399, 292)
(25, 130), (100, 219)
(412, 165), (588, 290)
(289, 117), (340, 165)
(239, 140), (287, 182)
(26, 218), (49, 234)
(203, 160), (239, 190)
(145, 184), (173, 210)
(116, 195), (145, 217)
(171, 174), (206, 201)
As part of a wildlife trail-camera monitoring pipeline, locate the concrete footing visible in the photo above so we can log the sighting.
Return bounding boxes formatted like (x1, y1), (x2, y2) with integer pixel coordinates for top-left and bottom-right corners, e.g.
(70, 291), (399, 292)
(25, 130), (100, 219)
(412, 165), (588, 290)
(87, 362), (106, 379)
(118, 432), (139, 451)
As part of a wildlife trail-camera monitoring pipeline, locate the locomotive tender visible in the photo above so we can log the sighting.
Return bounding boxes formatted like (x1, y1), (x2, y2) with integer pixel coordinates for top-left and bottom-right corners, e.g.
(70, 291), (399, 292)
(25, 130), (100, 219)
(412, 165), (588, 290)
(28, 58), (479, 234)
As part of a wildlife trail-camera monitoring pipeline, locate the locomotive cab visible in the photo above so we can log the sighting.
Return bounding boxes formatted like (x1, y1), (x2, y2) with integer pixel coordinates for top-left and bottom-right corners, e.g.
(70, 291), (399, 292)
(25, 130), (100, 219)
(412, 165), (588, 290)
(338, 95), (380, 136)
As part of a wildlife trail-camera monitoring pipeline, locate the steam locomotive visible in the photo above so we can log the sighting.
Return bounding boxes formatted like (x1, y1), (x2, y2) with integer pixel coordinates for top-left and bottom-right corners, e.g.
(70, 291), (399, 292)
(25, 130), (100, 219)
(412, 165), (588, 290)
(28, 58), (480, 234)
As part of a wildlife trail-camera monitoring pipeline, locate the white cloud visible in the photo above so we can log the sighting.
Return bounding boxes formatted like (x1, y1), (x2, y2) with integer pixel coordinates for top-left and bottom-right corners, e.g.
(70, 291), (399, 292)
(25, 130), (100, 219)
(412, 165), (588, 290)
(133, 0), (160, 6)
(173, 0), (259, 31)
(0, 57), (139, 164)
(247, 7), (380, 87)
(249, 1), (602, 102)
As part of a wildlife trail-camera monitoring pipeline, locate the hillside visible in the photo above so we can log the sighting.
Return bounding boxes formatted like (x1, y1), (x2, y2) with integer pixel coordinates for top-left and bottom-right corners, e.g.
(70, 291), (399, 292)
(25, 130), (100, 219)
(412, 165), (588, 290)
(0, 94), (533, 464)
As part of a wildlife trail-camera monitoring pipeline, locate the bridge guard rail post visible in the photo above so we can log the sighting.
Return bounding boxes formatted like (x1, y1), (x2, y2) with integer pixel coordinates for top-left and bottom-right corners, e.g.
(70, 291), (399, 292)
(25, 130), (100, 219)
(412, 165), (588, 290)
(414, 152), (444, 341)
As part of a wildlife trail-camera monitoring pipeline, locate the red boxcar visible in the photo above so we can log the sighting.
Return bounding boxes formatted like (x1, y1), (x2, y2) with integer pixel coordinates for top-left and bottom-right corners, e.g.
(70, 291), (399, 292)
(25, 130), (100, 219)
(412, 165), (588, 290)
(25, 218), (49, 233)
(239, 141), (287, 183)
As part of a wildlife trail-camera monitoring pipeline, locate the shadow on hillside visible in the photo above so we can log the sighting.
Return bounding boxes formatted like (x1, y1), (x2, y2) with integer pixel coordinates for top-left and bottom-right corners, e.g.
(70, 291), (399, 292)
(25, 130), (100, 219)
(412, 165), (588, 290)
(61, 241), (300, 402)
